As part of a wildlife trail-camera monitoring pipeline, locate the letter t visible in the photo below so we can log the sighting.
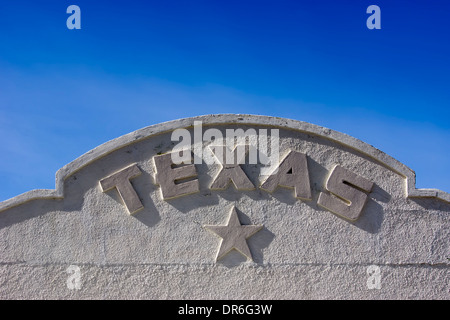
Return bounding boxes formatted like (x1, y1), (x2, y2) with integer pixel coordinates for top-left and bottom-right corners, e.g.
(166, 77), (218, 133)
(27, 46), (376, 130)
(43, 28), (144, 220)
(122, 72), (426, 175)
(99, 164), (144, 214)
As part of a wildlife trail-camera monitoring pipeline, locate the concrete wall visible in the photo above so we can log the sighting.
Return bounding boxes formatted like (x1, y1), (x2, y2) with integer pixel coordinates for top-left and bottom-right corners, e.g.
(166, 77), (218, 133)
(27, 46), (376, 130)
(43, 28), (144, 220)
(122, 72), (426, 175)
(0, 115), (448, 299)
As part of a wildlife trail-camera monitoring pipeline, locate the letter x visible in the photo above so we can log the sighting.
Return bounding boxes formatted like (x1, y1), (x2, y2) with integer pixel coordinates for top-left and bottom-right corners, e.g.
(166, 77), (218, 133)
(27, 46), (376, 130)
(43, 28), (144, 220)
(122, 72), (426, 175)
(209, 145), (255, 190)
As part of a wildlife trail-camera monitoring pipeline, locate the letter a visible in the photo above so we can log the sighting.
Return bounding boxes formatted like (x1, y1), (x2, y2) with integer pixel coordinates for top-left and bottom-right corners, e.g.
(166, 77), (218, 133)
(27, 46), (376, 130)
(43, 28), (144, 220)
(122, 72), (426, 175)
(67, 5), (81, 29)
(366, 5), (381, 29)
(260, 150), (312, 200)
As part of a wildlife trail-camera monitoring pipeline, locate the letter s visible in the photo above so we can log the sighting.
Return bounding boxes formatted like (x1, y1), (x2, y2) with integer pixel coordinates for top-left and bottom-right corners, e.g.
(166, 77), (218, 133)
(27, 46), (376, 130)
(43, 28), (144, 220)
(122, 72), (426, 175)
(318, 165), (374, 221)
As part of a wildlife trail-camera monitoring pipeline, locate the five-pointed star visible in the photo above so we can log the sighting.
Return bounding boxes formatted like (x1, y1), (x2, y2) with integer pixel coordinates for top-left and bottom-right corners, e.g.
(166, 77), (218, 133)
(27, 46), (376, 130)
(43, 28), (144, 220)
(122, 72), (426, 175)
(204, 206), (263, 261)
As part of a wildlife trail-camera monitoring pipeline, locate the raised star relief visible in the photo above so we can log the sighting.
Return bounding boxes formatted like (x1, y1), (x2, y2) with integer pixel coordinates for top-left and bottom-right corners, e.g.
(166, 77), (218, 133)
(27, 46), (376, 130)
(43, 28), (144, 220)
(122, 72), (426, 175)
(204, 206), (263, 262)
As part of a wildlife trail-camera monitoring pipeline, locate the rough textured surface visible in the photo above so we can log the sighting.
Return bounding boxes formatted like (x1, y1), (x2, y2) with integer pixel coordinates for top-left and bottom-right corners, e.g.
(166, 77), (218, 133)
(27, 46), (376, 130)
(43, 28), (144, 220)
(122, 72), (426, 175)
(0, 114), (448, 299)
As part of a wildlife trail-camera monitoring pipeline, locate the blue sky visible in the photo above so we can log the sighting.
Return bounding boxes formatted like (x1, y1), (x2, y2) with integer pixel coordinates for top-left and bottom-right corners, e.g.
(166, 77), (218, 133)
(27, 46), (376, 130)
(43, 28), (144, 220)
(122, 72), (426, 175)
(0, 0), (449, 201)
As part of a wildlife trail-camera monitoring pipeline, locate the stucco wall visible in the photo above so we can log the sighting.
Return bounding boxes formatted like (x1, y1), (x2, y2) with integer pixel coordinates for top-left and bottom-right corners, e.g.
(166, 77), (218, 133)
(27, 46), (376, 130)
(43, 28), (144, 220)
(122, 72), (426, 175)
(0, 115), (448, 299)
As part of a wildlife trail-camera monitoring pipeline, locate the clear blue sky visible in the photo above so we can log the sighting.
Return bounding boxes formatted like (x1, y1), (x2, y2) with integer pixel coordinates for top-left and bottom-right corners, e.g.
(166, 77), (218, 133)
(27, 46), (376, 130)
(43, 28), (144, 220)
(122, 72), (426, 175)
(0, 0), (449, 201)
